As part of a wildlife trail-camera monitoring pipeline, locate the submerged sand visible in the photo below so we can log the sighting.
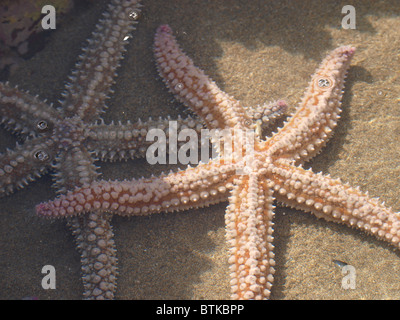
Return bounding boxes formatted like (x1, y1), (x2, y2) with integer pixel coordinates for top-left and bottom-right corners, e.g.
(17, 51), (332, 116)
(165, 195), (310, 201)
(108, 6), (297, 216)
(1, 0), (400, 299)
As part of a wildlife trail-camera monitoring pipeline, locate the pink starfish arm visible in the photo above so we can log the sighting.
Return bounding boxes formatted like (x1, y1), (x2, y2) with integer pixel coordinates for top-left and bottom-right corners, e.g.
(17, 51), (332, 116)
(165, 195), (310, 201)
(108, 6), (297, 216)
(226, 174), (275, 299)
(263, 46), (356, 164)
(36, 159), (237, 218)
(272, 162), (400, 247)
(154, 24), (253, 130)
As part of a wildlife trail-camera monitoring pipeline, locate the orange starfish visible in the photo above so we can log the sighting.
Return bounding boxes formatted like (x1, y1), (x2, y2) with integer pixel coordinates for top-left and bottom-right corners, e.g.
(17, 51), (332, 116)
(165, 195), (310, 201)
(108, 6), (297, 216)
(36, 25), (400, 299)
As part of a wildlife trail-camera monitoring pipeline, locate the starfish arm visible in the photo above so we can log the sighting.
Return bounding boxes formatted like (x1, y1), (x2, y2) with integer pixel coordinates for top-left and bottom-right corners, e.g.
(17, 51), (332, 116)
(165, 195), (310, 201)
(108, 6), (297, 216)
(154, 25), (252, 130)
(85, 115), (203, 161)
(86, 100), (288, 162)
(246, 100), (288, 136)
(226, 174), (275, 300)
(53, 146), (118, 299)
(68, 213), (118, 300)
(0, 82), (61, 136)
(265, 46), (355, 163)
(59, 0), (142, 122)
(0, 136), (57, 196)
(36, 160), (236, 218)
(51, 146), (100, 194)
(271, 162), (400, 248)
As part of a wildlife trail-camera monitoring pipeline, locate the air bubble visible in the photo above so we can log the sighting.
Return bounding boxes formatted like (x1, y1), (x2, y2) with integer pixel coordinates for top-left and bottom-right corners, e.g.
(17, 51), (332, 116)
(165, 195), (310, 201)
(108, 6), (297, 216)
(36, 120), (50, 132)
(33, 150), (50, 162)
(175, 83), (184, 91)
(128, 10), (140, 21)
(318, 78), (330, 88)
